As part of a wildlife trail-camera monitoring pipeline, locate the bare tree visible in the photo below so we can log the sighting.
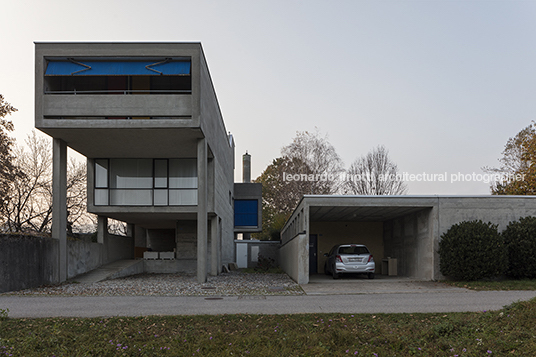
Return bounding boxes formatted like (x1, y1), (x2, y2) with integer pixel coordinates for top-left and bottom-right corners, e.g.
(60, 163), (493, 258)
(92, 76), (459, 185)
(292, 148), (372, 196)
(4, 130), (95, 234)
(254, 130), (344, 240)
(281, 129), (345, 195)
(66, 158), (95, 235)
(0, 95), (18, 221)
(345, 145), (407, 195)
(3, 131), (52, 233)
(108, 218), (128, 236)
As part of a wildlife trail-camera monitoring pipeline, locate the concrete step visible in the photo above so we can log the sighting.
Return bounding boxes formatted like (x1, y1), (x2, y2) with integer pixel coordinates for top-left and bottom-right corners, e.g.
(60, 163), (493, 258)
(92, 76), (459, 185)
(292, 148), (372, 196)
(73, 260), (144, 283)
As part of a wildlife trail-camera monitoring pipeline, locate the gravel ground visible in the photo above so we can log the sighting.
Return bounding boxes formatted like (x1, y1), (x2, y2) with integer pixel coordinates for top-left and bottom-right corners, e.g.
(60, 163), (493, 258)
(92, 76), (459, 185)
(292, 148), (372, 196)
(4, 271), (305, 297)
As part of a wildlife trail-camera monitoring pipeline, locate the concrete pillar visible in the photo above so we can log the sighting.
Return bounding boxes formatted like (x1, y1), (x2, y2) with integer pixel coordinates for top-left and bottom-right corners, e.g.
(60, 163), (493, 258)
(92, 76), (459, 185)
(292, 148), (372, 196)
(210, 216), (219, 276)
(127, 223), (135, 259)
(197, 138), (208, 283)
(135, 225), (147, 248)
(97, 215), (108, 263)
(52, 138), (67, 283)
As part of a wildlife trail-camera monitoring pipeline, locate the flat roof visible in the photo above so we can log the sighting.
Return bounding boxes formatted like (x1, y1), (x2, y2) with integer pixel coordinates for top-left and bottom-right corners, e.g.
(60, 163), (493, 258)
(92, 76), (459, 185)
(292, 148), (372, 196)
(283, 194), (536, 228)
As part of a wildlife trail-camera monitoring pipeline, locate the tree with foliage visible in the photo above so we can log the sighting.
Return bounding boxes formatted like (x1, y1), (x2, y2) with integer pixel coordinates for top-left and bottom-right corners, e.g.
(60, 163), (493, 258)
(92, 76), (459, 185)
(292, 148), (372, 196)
(253, 130), (344, 240)
(253, 157), (308, 240)
(345, 145), (407, 195)
(0, 95), (18, 222)
(484, 122), (536, 195)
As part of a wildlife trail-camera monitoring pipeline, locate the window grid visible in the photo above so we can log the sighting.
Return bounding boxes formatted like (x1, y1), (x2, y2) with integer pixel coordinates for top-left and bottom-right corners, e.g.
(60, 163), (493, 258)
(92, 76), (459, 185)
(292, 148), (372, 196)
(94, 158), (197, 206)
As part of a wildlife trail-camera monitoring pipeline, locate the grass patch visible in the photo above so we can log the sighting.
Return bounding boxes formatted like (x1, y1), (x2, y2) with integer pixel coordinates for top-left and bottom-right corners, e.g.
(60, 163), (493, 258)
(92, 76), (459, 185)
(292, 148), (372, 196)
(1, 298), (536, 356)
(442, 279), (536, 291)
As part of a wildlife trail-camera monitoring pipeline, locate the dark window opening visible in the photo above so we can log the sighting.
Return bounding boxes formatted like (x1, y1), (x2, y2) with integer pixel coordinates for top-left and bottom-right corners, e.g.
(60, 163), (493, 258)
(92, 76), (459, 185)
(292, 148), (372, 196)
(44, 75), (191, 95)
(43, 116), (192, 120)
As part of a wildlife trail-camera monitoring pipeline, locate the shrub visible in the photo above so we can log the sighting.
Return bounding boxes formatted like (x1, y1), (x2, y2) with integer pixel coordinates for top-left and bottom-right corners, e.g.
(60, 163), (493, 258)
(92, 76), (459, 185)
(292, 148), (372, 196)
(503, 216), (536, 279)
(255, 254), (276, 271)
(439, 220), (506, 281)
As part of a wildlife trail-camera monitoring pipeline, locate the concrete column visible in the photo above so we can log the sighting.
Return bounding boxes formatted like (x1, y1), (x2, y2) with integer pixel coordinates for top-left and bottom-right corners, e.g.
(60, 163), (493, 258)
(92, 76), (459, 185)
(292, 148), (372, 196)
(210, 216), (219, 276)
(52, 138), (67, 283)
(135, 225), (147, 248)
(197, 138), (208, 283)
(127, 223), (135, 259)
(97, 215), (108, 263)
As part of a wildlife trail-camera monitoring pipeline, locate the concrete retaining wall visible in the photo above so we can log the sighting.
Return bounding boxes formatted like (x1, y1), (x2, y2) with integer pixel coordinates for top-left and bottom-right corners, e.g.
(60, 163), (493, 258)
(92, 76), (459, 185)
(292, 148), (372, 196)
(1, 233), (134, 293)
(68, 239), (102, 279)
(107, 235), (134, 262)
(0, 235), (58, 293)
(144, 259), (197, 274)
(279, 234), (308, 284)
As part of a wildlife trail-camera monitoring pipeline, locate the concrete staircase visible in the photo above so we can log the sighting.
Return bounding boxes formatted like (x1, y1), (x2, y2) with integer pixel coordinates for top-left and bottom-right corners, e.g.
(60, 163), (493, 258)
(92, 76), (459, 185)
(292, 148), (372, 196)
(73, 260), (144, 283)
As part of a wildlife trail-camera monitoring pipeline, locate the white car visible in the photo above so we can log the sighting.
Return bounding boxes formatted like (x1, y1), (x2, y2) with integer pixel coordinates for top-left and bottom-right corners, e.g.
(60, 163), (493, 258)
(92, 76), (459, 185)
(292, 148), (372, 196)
(324, 244), (375, 279)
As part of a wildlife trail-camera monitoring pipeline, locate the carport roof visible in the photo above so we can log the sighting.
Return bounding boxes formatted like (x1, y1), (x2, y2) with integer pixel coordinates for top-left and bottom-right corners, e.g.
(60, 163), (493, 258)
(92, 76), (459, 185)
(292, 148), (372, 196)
(309, 205), (429, 221)
(303, 195), (438, 221)
(284, 194), (536, 230)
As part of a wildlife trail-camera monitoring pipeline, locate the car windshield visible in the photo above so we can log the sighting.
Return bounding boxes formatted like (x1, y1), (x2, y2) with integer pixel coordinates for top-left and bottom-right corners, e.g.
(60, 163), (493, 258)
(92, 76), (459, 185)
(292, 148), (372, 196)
(338, 246), (369, 255)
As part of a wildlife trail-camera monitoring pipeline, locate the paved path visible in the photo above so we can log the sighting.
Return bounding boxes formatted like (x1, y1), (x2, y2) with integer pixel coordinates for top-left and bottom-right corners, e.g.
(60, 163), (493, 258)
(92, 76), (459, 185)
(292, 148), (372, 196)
(2, 290), (536, 318)
(303, 275), (464, 295)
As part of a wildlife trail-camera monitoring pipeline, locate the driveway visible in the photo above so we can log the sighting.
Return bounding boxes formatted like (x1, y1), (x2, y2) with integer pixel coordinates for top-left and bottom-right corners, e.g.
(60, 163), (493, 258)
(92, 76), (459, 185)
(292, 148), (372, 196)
(303, 274), (465, 295)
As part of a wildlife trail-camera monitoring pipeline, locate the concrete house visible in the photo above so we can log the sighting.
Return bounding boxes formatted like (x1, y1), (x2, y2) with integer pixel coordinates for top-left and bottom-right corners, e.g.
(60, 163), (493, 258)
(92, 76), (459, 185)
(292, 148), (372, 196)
(35, 42), (249, 283)
(34, 42), (536, 290)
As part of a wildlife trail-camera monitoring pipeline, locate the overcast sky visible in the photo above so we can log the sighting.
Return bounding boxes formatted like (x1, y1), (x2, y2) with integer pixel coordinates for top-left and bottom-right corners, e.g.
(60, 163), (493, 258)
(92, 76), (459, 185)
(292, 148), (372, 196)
(2, 0), (536, 194)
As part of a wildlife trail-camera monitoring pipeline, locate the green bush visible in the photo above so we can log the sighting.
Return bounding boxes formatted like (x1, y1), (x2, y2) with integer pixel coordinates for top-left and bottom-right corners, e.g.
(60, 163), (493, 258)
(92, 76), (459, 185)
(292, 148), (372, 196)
(503, 216), (536, 279)
(439, 220), (506, 281)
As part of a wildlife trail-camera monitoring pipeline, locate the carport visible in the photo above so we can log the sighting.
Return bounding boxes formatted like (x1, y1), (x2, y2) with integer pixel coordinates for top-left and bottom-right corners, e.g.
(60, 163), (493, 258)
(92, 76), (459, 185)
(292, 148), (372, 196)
(279, 195), (536, 284)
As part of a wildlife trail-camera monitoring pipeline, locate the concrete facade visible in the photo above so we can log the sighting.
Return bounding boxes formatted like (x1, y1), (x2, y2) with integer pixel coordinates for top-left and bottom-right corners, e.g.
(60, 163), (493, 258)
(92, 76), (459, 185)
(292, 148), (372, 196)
(35, 43), (235, 283)
(280, 195), (536, 284)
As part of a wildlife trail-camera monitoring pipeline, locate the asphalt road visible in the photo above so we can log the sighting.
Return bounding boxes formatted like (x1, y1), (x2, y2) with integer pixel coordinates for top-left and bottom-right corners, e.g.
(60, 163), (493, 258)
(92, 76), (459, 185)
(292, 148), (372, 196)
(2, 290), (536, 318)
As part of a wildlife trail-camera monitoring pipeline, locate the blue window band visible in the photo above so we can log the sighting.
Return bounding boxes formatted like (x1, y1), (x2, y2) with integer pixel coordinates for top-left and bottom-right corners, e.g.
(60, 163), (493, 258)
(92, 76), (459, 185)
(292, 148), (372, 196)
(45, 59), (191, 76)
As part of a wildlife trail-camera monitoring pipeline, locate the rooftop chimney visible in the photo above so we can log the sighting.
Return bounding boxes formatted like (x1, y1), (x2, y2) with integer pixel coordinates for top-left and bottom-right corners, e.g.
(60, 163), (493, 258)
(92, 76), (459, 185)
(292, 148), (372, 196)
(242, 151), (251, 183)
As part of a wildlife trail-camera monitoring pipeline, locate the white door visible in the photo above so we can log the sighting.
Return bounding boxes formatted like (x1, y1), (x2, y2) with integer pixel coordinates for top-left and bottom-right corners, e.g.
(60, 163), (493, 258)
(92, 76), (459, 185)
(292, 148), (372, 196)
(236, 243), (248, 268)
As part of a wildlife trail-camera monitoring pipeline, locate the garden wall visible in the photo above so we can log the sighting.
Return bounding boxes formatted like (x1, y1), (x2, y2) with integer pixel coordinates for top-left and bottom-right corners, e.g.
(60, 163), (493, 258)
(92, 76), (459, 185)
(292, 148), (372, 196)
(0, 234), (133, 293)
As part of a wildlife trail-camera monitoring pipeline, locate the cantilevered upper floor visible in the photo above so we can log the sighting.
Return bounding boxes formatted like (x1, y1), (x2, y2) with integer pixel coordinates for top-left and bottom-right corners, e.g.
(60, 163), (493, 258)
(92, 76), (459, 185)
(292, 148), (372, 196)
(35, 43), (235, 228)
(34, 42), (228, 159)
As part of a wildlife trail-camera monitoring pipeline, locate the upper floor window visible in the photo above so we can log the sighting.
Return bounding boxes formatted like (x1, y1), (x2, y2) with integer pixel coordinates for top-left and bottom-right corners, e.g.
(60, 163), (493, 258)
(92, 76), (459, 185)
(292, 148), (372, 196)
(95, 158), (197, 206)
(44, 58), (191, 95)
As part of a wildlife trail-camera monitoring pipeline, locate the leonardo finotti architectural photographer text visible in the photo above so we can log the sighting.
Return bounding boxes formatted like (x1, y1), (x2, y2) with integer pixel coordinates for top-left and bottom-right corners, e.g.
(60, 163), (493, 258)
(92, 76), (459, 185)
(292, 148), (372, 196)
(282, 172), (525, 184)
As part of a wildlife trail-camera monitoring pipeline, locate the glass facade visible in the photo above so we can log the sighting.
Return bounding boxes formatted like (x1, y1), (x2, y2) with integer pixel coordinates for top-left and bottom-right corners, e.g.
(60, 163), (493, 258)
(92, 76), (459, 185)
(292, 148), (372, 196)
(94, 158), (197, 206)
